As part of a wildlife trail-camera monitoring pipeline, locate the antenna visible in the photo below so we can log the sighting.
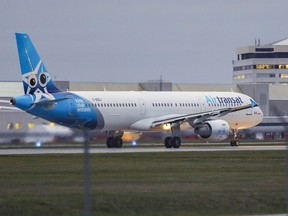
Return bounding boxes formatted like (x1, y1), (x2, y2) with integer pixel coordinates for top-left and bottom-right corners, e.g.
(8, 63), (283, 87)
(160, 75), (163, 91)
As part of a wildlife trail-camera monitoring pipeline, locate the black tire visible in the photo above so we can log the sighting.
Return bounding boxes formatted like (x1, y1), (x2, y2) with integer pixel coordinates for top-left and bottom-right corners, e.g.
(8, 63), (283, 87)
(172, 137), (181, 148)
(230, 140), (239, 147)
(106, 137), (114, 148)
(164, 137), (173, 148)
(114, 137), (123, 148)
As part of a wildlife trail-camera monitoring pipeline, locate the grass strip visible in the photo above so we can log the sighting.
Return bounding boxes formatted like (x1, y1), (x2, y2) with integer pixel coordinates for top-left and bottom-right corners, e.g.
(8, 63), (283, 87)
(0, 150), (286, 216)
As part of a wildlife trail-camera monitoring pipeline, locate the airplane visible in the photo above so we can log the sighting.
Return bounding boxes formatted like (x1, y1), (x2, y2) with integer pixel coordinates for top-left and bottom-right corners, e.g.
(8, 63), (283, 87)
(9, 33), (263, 148)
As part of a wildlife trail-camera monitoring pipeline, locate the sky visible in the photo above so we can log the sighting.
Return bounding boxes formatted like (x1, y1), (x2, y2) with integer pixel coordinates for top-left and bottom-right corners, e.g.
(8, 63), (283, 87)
(1, 0), (288, 84)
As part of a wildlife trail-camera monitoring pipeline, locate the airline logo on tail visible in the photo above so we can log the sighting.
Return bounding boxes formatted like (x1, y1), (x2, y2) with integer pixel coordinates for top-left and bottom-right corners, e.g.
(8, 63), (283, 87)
(22, 60), (51, 94)
(22, 60), (56, 104)
(13, 33), (99, 129)
(16, 33), (60, 103)
(16, 33), (60, 94)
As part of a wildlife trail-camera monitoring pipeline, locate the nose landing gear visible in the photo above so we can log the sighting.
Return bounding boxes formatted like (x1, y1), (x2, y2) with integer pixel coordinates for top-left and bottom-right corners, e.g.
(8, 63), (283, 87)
(230, 129), (239, 147)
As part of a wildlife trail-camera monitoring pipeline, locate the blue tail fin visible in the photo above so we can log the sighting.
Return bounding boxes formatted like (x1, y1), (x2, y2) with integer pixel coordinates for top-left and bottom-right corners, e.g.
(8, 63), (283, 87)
(15, 33), (61, 95)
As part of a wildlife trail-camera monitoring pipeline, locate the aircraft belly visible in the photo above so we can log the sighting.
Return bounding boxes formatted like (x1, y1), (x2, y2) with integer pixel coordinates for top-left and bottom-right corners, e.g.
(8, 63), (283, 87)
(103, 113), (140, 130)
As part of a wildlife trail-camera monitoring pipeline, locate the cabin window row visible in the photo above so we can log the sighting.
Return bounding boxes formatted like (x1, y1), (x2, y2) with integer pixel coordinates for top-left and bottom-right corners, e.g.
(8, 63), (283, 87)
(152, 102), (200, 107)
(87, 103), (138, 108)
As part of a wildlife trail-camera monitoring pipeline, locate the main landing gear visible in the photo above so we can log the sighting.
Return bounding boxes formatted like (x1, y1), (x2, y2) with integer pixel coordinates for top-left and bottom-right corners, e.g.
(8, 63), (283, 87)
(230, 129), (239, 147)
(164, 123), (181, 148)
(106, 137), (123, 148)
(106, 130), (123, 148)
(164, 136), (181, 148)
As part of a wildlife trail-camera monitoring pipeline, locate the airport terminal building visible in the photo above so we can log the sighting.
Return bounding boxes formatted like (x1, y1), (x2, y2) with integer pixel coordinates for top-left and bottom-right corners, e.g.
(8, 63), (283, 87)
(1, 38), (288, 143)
(232, 38), (288, 116)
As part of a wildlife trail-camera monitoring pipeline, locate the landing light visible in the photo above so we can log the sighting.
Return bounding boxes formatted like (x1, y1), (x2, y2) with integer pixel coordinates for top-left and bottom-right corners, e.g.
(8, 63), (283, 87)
(49, 122), (55, 126)
(132, 140), (137, 146)
(162, 123), (171, 130)
(35, 140), (42, 147)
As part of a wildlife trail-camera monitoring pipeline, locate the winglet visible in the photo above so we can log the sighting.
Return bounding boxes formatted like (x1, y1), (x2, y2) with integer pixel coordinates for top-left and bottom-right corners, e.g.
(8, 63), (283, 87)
(250, 98), (257, 108)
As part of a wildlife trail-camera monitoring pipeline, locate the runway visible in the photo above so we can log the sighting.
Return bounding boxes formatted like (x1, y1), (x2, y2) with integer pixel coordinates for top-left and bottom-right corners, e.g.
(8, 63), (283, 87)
(0, 145), (286, 155)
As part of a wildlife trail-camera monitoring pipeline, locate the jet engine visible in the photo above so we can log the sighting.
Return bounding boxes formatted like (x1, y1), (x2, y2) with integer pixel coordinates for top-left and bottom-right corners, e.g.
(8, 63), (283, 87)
(194, 119), (230, 141)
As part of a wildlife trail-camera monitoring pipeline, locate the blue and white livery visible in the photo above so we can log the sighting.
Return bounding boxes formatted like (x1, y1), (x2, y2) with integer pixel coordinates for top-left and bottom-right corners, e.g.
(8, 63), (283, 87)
(11, 33), (263, 148)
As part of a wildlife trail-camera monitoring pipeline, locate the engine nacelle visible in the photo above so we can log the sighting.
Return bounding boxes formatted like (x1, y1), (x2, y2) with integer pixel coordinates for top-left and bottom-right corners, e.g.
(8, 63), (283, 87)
(194, 119), (230, 141)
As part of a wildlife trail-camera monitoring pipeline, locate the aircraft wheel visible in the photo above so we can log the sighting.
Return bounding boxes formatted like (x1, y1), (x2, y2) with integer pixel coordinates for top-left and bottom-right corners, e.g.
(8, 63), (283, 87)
(106, 137), (114, 148)
(114, 137), (123, 148)
(230, 129), (239, 147)
(172, 137), (181, 148)
(164, 137), (173, 148)
(230, 140), (239, 147)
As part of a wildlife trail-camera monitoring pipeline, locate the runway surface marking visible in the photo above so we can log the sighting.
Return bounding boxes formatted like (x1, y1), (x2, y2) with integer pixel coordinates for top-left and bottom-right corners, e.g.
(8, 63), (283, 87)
(0, 145), (286, 155)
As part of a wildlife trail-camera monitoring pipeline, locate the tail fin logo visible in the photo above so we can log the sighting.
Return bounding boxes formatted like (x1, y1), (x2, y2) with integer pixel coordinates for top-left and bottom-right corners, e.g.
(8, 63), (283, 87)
(16, 33), (61, 98)
(22, 60), (52, 95)
(22, 59), (56, 105)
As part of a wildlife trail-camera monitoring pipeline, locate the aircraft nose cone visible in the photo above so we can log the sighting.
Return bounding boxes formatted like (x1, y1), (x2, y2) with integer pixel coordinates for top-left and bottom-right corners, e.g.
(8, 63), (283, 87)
(257, 107), (264, 123)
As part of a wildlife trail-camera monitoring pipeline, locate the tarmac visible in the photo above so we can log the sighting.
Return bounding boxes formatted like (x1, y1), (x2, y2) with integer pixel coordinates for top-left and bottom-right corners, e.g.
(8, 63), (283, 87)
(0, 145), (286, 155)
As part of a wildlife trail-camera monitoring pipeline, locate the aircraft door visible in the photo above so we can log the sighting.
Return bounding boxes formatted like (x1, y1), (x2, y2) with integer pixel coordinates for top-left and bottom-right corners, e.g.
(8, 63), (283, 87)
(197, 97), (205, 112)
(69, 100), (78, 117)
(246, 107), (252, 116)
(246, 98), (254, 116)
(66, 95), (77, 117)
(138, 98), (146, 115)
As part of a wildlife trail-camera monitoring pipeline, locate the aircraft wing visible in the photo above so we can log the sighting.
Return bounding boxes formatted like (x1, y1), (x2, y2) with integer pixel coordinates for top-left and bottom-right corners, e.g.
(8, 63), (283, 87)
(129, 103), (254, 131)
(151, 103), (253, 127)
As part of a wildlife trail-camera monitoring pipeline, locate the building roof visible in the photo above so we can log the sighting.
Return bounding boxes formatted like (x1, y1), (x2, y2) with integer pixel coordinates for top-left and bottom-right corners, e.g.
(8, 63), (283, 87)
(265, 38), (288, 46)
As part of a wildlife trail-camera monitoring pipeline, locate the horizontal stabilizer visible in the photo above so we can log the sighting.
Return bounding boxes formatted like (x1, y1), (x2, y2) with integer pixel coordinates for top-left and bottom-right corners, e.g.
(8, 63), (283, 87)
(34, 97), (68, 105)
(0, 106), (21, 111)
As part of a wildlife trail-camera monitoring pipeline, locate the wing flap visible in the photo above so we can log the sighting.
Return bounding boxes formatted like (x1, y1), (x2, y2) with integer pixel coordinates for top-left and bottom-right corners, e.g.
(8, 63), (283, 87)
(129, 114), (183, 130)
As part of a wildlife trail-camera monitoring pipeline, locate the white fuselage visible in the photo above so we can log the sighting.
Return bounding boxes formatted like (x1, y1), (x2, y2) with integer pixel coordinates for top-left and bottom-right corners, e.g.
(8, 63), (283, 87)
(73, 91), (263, 132)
